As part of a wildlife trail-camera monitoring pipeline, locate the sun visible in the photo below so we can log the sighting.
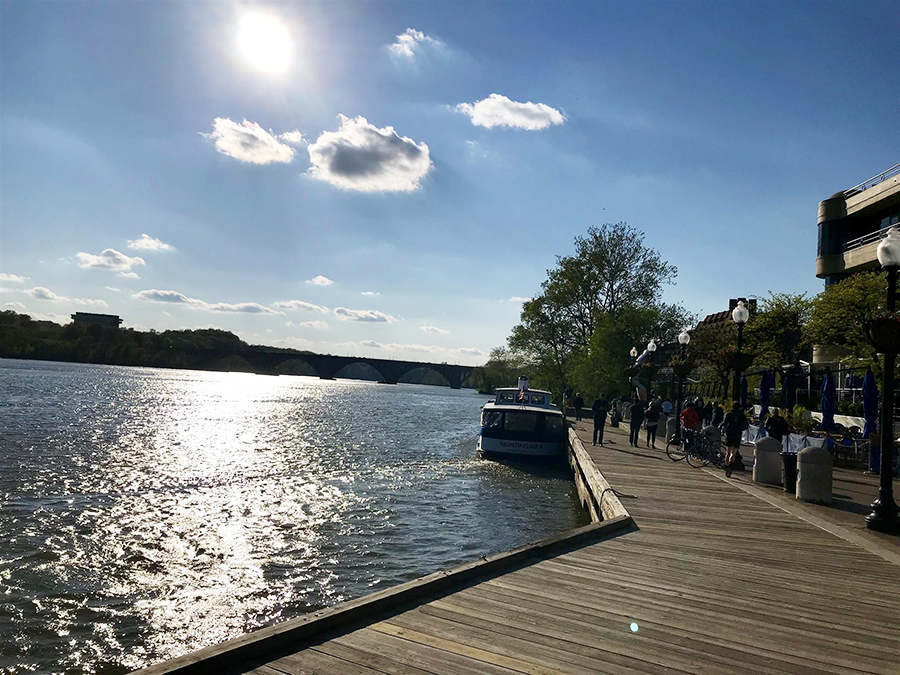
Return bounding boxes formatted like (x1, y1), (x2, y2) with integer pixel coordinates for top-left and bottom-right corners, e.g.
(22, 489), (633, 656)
(238, 13), (291, 74)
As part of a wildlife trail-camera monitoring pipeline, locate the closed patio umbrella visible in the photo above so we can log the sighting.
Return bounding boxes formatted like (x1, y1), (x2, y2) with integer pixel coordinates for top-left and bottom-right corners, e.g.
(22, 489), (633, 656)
(862, 368), (878, 438)
(820, 372), (836, 432)
(760, 372), (776, 418)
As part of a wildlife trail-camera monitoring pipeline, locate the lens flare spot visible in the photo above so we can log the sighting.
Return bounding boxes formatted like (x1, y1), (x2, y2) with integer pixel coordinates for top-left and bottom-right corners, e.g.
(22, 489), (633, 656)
(630, 622), (639, 633)
(238, 13), (291, 73)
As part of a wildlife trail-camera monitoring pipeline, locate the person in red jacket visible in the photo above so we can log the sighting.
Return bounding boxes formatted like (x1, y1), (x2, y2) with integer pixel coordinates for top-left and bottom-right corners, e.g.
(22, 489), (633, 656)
(680, 403), (700, 448)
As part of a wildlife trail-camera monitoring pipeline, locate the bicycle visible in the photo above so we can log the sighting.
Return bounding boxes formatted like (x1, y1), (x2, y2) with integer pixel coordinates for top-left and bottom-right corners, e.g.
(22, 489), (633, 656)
(686, 432), (726, 468)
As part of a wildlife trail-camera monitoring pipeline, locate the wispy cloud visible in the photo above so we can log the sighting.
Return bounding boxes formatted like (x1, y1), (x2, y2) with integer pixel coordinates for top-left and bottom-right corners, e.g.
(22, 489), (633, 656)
(388, 28), (445, 61)
(456, 94), (566, 130)
(202, 117), (295, 165)
(361, 290), (380, 297)
(279, 130), (305, 145)
(0, 273), (28, 283)
(132, 289), (282, 314)
(285, 319), (329, 330)
(76, 248), (145, 273)
(307, 115), (432, 192)
(24, 286), (108, 307)
(104, 286), (121, 292)
(420, 324), (449, 335)
(128, 233), (175, 252)
(306, 275), (334, 286)
(508, 296), (532, 302)
(274, 299), (330, 313)
(333, 307), (398, 323)
(5, 301), (26, 310)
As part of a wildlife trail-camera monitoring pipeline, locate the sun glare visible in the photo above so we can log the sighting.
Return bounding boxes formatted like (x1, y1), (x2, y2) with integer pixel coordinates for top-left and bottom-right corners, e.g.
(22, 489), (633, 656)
(238, 13), (291, 73)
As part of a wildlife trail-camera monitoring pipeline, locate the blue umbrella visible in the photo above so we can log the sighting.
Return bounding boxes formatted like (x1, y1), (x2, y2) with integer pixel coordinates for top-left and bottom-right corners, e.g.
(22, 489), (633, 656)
(820, 372), (836, 432)
(760, 372), (776, 418)
(862, 368), (878, 439)
(740, 376), (748, 410)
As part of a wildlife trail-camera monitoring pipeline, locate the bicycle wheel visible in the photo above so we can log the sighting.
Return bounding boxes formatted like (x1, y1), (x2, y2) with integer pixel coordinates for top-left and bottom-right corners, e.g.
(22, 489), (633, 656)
(686, 442), (710, 467)
(666, 438), (686, 462)
(707, 440), (726, 468)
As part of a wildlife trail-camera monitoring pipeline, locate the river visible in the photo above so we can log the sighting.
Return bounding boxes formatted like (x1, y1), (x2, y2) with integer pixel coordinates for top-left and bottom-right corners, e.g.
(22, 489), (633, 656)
(0, 360), (587, 674)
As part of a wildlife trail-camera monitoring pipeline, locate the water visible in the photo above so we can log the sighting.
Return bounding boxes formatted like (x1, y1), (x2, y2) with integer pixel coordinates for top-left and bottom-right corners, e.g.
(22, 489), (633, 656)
(0, 360), (587, 674)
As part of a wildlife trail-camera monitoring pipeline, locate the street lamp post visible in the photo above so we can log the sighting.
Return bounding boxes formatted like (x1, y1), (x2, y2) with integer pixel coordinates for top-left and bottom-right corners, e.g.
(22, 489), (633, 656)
(732, 300), (750, 402)
(866, 229), (900, 533)
(626, 347), (638, 396)
(646, 340), (658, 397)
(674, 330), (691, 444)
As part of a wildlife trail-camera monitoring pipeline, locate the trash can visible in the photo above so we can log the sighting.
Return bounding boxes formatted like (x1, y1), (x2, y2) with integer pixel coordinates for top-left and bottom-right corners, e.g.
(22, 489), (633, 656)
(781, 452), (798, 494)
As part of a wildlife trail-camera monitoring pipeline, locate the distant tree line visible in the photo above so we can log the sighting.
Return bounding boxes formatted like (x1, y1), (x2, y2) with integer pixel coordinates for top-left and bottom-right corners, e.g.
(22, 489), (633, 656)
(0, 311), (457, 386)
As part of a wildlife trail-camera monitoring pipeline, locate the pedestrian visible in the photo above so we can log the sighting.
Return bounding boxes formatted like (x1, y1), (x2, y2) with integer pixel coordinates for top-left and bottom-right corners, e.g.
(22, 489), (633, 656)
(629, 396), (645, 446)
(591, 394), (610, 446)
(645, 400), (660, 449)
(703, 401), (713, 426)
(661, 399), (673, 415)
(572, 392), (584, 421)
(722, 401), (749, 477)
(712, 402), (725, 427)
(764, 409), (790, 444)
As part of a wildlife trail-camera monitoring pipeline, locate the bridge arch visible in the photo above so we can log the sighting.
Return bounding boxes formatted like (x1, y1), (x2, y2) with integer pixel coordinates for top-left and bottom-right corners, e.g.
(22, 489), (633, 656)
(270, 358), (319, 377)
(396, 366), (452, 387)
(332, 361), (387, 383)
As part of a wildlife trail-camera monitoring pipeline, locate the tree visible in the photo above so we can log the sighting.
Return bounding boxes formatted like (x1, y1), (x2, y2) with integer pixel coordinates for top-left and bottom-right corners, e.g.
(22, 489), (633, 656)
(805, 271), (886, 369)
(745, 292), (813, 370)
(508, 222), (679, 396)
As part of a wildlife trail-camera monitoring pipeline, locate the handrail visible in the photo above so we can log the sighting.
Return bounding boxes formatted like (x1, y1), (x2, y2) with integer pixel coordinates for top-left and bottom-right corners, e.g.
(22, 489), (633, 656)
(843, 223), (895, 252)
(842, 163), (900, 198)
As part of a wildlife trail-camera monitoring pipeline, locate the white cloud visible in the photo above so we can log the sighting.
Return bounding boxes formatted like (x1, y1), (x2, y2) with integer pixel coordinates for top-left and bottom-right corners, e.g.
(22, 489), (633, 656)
(104, 286), (121, 292)
(118, 272), (140, 279)
(420, 325), (449, 335)
(299, 320), (329, 330)
(456, 94), (566, 130)
(274, 299), (330, 313)
(5, 301), (26, 310)
(76, 248), (146, 273)
(128, 233), (175, 252)
(0, 273), (28, 283)
(279, 130), (305, 145)
(360, 339), (383, 349)
(0, 287), (13, 293)
(203, 117), (295, 165)
(508, 296), (532, 303)
(24, 286), (107, 307)
(26, 311), (70, 324)
(333, 307), (398, 323)
(132, 289), (282, 314)
(307, 115), (432, 193)
(361, 290), (380, 297)
(388, 28), (444, 61)
(306, 275), (334, 286)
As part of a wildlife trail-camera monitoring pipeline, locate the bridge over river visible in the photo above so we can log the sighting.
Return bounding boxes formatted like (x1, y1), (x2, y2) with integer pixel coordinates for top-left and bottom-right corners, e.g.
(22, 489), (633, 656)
(176, 347), (476, 389)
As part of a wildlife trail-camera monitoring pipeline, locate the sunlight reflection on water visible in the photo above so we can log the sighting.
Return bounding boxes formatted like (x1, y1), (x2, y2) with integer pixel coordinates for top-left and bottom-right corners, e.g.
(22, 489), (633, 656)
(0, 360), (587, 674)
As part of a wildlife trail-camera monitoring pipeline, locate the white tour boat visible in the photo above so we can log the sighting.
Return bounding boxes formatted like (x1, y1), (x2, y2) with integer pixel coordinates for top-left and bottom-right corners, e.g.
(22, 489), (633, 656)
(477, 379), (567, 459)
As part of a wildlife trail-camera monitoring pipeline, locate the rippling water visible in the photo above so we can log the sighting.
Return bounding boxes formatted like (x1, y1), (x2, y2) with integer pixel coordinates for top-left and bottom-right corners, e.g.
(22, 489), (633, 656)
(0, 360), (586, 674)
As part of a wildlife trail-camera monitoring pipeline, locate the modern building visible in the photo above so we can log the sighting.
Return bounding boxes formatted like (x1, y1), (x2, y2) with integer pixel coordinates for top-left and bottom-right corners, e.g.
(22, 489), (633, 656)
(71, 312), (123, 328)
(816, 163), (900, 286)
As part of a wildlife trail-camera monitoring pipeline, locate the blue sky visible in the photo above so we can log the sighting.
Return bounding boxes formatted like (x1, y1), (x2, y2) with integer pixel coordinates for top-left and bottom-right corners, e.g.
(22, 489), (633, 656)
(1, 1), (897, 365)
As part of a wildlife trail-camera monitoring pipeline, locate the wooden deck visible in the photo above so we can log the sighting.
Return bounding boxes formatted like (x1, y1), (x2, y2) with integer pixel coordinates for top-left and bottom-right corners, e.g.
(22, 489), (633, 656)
(139, 420), (900, 675)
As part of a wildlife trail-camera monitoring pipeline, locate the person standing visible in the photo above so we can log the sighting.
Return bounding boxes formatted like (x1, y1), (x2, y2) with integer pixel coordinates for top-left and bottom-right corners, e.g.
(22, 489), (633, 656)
(712, 402), (725, 427)
(680, 402), (700, 449)
(764, 409), (790, 446)
(629, 396), (645, 447)
(573, 392), (584, 421)
(703, 401), (714, 426)
(645, 400), (660, 449)
(722, 401), (749, 477)
(591, 394), (610, 446)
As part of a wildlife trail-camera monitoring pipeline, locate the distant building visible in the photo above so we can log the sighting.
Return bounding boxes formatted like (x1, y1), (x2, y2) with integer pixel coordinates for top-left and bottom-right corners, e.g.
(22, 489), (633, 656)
(816, 164), (900, 286)
(71, 312), (123, 328)
(694, 298), (757, 331)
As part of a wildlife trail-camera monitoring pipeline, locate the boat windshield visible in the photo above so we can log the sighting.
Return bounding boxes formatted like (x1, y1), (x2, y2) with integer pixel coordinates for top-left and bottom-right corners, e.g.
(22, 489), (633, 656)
(504, 411), (538, 432)
(497, 391), (517, 403)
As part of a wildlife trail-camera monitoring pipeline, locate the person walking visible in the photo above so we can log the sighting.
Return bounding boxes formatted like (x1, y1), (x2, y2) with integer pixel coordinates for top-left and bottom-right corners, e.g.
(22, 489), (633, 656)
(703, 401), (714, 426)
(764, 409), (790, 445)
(712, 402), (725, 427)
(629, 396), (645, 447)
(645, 400), (660, 449)
(722, 401), (749, 478)
(573, 392), (584, 421)
(591, 394), (610, 446)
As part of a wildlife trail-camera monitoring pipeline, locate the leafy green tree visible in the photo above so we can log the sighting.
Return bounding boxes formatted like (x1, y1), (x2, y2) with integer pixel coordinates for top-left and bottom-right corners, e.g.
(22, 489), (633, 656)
(746, 292), (813, 370)
(805, 271), (886, 369)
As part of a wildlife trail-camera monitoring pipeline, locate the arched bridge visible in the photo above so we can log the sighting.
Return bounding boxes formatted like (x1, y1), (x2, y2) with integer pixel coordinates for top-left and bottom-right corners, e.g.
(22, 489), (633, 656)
(176, 348), (476, 389)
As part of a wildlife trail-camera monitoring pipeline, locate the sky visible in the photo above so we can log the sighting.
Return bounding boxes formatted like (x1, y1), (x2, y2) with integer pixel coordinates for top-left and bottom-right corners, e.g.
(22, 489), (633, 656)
(1, 1), (898, 366)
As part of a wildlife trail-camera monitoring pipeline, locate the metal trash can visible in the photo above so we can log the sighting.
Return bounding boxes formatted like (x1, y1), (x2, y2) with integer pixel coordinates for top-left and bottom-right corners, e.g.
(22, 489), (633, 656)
(781, 452), (798, 494)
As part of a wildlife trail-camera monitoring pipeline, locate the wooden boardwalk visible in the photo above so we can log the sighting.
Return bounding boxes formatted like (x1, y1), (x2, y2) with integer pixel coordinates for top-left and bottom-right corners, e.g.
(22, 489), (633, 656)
(140, 421), (900, 675)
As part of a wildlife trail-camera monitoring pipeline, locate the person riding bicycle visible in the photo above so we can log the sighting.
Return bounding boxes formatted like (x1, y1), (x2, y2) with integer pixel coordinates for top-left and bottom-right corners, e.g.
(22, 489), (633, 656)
(680, 403), (700, 449)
